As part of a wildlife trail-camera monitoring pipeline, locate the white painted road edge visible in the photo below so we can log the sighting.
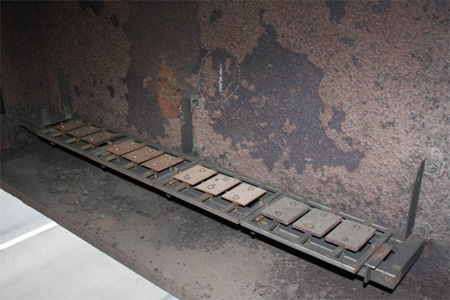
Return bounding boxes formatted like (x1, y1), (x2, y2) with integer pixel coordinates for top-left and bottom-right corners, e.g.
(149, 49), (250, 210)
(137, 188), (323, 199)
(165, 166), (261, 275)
(0, 221), (59, 251)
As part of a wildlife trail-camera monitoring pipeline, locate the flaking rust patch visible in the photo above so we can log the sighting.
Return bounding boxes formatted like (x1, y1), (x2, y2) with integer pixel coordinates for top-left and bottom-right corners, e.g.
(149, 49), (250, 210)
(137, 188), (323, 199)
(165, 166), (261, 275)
(156, 60), (181, 119)
(156, 118), (182, 150)
(197, 1), (266, 63)
(196, 1), (450, 240)
(206, 24), (364, 172)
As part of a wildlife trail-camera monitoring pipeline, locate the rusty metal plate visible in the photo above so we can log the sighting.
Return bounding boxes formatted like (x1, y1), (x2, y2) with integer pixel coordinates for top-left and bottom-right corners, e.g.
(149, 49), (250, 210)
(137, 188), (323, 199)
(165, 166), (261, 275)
(54, 119), (85, 132)
(106, 140), (144, 156)
(262, 197), (310, 225)
(67, 125), (101, 138)
(325, 220), (376, 252)
(173, 165), (217, 185)
(142, 154), (183, 172)
(81, 131), (118, 145)
(195, 174), (241, 196)
(122, 147), (163, 164)
(293, 208), (342, 237)
(222, 183), (266, 206)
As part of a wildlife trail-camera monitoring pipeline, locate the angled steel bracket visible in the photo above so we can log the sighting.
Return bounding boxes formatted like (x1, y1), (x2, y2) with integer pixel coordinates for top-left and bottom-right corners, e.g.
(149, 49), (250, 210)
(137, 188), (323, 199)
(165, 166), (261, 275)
(404, 160), (431, 241)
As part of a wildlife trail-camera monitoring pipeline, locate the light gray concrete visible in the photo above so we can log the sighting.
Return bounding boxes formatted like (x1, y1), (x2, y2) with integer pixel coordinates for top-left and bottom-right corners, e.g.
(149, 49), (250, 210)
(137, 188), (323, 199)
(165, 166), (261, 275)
(0, 189), (52, 244)
(0, 189), (176, 300)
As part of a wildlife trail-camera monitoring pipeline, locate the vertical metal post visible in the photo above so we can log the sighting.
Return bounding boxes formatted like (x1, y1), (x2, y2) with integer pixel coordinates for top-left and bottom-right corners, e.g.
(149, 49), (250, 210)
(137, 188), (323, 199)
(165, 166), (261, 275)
(180, 97), (193, 155)
(56, 67), (73, 119)
(404, 160), (426, 241)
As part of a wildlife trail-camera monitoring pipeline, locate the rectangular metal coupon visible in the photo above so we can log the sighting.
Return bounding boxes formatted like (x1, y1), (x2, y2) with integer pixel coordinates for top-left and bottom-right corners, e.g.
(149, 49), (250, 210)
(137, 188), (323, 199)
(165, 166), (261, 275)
(222, 183), (266, 206)
(82, 131), (118, 145)
(54, 119), (85, 132)
(195, 173), (241, 196)
(106, 140), (144, 156)
(262, 196), (310, 225)
(325, 220), (376, 252)
(67, 125), (101, 138)
(122, 146), (163, 164)
(173, 165), (217, 185)
(142, 154), (183, 172)
(292, 208), (342, 237)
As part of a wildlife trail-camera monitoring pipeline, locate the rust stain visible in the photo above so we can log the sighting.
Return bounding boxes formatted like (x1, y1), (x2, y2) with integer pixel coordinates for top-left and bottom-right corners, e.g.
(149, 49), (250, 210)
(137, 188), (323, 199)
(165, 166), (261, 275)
(142, 76), (151, 89)
(282, 118), (297, 134)
(289, 86), (301, 96)
(156, 60), (181, 119)
(87, 215), (120, 230)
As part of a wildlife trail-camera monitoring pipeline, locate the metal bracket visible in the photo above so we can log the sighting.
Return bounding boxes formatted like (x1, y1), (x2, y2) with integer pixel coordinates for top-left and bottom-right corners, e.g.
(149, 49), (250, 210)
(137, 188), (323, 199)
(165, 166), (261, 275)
(56, 67), (74, 120)
(404, 160), (427, 241)
(180, 97), (193, 155)
(413, 222), (431, 240)
(18, 67), (74, 130)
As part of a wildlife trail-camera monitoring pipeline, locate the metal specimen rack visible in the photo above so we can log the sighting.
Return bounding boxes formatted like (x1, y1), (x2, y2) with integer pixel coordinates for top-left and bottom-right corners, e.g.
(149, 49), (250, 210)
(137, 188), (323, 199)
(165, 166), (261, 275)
(21, 118), (428, 290)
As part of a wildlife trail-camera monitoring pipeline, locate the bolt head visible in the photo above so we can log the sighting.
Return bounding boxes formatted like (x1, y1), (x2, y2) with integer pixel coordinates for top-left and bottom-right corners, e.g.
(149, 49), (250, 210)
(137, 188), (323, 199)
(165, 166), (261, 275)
(425, 160), (443, 176)
(426, 163), (438, 173)
(416, 227), (426, 236)
(15, 131), (28, 143)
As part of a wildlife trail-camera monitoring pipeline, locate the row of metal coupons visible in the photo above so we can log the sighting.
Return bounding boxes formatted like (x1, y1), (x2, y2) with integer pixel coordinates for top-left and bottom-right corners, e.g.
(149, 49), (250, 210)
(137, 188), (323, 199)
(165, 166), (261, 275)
(54, 120), (118, 146)
(54, 119), (376, 252)
(259, 196), (376, 252)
